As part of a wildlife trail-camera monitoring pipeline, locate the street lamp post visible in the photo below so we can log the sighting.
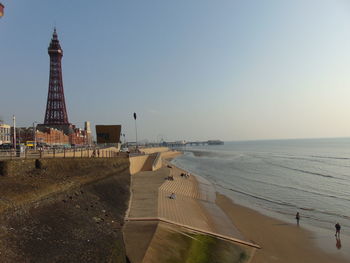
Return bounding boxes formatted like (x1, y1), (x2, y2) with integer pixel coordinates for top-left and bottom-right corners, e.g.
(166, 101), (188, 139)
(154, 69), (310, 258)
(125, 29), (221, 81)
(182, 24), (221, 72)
(33, 121), (37, 151)
(133, 112), (138, 149)
(12, 115), (16, 150)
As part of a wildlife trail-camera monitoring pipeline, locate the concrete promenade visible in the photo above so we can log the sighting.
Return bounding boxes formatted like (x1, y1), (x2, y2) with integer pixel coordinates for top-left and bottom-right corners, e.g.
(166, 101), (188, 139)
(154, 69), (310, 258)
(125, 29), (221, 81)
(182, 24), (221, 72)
(124, 159), (258, 263)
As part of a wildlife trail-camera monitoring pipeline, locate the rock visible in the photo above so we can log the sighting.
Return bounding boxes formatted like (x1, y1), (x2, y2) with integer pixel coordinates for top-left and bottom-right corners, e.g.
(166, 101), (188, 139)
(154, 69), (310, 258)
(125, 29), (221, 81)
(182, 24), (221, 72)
(92, 217), (103, 223)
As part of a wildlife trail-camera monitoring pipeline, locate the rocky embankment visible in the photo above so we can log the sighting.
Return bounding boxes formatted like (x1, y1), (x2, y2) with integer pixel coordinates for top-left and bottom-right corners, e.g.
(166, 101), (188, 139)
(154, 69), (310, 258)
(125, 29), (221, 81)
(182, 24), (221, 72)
(0, 158), (131, 263)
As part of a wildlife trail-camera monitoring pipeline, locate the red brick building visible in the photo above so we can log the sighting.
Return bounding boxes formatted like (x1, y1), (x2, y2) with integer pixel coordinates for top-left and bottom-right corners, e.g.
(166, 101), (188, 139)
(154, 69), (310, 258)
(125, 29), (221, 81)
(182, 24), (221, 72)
(36, 128), (69, 145)
(69, 127), (90, 146)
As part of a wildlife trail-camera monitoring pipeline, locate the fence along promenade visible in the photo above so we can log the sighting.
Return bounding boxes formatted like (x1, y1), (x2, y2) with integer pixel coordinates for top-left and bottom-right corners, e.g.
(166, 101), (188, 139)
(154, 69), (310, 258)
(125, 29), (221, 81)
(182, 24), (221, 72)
(0, 146), (122, 160)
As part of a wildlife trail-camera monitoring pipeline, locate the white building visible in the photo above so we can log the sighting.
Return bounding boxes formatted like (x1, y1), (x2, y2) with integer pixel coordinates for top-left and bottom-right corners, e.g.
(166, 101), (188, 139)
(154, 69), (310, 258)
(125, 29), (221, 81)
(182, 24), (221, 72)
(84, 121), (93, 145)
(0, 123), (11, 144)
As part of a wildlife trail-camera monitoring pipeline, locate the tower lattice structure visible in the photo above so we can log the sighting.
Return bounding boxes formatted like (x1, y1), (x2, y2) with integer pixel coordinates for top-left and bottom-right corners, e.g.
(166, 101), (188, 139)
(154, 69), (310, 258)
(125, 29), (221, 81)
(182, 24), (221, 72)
(44, 28), (70, 125)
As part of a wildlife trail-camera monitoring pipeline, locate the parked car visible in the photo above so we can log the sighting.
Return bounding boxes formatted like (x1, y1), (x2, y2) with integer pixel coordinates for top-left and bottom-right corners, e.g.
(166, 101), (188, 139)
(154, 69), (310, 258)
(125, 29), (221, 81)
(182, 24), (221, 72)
(0, 143), (12, 149)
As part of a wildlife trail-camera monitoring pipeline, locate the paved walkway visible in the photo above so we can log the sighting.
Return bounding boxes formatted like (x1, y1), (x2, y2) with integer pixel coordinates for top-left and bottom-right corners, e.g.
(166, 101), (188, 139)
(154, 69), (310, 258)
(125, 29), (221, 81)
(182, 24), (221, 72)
(127, 168), (167, 218)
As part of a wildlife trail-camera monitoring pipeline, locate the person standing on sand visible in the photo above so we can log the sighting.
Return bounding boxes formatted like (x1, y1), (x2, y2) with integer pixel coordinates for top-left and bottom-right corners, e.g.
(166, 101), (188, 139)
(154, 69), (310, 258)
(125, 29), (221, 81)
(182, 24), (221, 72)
(295, 212), (300, 225)
(335, 223), (341, 237)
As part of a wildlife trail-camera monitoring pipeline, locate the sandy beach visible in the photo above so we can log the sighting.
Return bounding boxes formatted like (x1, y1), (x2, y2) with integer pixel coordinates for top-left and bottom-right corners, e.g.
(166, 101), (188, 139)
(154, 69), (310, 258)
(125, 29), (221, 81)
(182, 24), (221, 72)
(216, 193), (348, 263)
(169, 154), (350, 263)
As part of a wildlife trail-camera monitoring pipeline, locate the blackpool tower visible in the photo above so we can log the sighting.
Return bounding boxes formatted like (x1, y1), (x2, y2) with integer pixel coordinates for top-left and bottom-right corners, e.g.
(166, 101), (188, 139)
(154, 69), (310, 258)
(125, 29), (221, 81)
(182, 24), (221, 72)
(39, 28), (72, 134)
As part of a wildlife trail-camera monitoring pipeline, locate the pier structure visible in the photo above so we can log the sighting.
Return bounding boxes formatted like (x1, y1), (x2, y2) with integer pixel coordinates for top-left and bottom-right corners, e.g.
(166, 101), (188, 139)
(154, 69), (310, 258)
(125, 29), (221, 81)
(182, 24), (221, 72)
(162, 140), (224, 147)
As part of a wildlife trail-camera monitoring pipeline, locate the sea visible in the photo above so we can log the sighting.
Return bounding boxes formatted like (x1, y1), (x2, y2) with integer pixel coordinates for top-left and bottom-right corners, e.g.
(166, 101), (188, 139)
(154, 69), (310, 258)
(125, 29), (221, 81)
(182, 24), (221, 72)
(171, 138), (350, 242)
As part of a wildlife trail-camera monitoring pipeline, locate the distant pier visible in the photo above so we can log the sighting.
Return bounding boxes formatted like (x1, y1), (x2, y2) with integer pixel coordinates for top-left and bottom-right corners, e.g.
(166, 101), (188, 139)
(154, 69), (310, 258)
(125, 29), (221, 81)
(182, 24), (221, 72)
(163, 140), (224, 147)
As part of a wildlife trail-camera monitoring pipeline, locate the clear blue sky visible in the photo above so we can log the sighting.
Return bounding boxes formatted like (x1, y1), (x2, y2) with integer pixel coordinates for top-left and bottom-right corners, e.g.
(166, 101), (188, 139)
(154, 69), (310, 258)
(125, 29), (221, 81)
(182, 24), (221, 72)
(1, 0), (350, 142)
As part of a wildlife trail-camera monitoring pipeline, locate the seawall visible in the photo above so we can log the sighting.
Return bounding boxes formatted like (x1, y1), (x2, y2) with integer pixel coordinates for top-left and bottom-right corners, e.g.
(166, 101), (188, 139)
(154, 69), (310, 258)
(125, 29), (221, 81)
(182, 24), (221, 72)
(0, 157), (131, 262)
(129, 150), (182, 175)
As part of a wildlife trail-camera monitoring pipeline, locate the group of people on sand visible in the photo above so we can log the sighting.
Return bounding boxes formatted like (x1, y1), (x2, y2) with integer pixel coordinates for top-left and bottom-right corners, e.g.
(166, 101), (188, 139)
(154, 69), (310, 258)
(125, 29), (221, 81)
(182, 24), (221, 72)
(166, 163), (190, 179)
(166, 175), (174, 181)
(180, 172), (190, 179)
(295, 212), (342, 248)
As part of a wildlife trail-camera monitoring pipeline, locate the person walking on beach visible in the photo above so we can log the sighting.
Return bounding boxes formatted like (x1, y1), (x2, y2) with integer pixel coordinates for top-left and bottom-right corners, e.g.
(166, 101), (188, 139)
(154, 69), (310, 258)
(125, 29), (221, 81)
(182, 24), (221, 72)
(335, 223), (341, 237)
(295, 212), (300, 225)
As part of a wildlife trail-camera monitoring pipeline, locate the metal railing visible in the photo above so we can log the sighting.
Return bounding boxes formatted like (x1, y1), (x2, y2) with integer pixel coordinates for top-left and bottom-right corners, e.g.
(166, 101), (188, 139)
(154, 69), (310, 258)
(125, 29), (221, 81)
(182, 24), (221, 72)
(0, 146), (126, 160)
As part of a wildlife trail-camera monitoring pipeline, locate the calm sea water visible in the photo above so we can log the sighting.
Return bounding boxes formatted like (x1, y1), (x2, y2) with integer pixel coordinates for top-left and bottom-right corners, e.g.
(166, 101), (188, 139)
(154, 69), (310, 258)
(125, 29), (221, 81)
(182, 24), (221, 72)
(171, 138), (350, 236)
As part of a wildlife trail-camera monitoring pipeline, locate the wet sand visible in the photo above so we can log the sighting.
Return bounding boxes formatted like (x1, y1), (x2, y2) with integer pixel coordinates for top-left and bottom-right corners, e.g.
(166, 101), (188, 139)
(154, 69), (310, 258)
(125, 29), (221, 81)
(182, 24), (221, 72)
(216, 193), (348, 263)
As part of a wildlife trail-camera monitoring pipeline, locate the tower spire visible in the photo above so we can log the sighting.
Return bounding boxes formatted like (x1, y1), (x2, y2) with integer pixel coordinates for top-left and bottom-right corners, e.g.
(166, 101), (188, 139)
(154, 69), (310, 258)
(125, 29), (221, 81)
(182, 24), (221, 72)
(53, 27), (58, 40)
